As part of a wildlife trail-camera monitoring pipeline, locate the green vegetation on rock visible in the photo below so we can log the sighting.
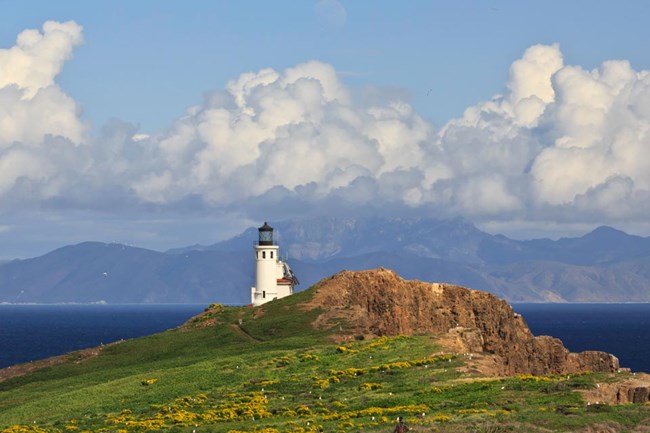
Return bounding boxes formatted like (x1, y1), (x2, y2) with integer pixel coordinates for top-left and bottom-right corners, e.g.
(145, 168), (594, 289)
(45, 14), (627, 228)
(0, 287), (648, 433)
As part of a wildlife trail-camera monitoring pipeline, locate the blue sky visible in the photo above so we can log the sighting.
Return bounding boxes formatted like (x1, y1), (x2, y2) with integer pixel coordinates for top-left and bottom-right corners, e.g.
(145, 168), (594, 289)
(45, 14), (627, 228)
(2, 1), (650, 258)
(5, 0), (650, 132)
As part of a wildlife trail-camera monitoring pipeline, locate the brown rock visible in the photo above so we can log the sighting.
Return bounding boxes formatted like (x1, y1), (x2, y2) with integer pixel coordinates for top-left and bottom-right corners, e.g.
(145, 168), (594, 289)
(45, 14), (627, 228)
(305, 268), (621, 376)
(628, 386), (650, 403)
(579, 372), (650, 405)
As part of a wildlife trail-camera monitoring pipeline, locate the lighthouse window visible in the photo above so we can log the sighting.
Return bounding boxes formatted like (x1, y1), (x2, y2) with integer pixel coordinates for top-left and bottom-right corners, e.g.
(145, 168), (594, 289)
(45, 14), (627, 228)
(256, 251), (259, 259)
(262, 251), (266, 259)
(270, 251), (274, 259)
(263, 290), (266, 298)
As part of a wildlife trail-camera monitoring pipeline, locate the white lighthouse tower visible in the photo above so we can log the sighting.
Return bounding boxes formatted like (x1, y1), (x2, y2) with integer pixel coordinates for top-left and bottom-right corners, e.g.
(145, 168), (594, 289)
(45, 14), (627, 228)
(251, 222), (298, 306)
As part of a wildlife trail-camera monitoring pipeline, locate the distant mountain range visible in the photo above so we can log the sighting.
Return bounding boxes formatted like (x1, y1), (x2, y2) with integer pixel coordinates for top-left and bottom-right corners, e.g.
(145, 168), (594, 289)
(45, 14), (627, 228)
(2, 217), (650, 303)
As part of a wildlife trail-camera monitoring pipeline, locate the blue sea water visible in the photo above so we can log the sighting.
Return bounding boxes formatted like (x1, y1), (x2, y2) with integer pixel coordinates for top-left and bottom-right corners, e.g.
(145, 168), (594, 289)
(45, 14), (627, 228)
(0, 303), (648, 373)
(513, 303), (650, 373)
(0, 304), (207, 369)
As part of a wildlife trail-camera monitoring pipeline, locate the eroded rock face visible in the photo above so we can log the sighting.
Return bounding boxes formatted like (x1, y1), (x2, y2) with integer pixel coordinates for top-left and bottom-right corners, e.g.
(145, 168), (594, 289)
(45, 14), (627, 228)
(306, 268), (620, 376)
(579, 373), (650, 405)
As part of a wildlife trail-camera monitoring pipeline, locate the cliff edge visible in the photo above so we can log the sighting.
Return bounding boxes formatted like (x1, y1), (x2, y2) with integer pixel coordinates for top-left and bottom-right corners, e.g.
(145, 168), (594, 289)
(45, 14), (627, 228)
(302, 268), (621, 376)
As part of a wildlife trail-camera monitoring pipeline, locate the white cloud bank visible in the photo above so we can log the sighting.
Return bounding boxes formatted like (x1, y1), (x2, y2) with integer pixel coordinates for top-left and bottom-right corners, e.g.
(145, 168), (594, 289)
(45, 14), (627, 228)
(0, 21), (86, 201)
(3, 21), (650, 232)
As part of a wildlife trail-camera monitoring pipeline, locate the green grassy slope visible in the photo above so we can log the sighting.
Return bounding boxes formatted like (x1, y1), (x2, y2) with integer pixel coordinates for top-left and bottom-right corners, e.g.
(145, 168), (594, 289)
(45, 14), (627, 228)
(0, 288), (648, 433)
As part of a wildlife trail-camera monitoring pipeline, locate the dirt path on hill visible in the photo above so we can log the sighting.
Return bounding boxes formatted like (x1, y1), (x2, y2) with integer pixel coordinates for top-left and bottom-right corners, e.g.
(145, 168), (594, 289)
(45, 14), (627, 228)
(229, 324), (262, 343)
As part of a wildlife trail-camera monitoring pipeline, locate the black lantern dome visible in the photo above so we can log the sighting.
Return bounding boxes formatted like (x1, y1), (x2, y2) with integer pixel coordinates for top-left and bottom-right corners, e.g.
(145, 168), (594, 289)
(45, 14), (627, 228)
(258, 222), (274, 245)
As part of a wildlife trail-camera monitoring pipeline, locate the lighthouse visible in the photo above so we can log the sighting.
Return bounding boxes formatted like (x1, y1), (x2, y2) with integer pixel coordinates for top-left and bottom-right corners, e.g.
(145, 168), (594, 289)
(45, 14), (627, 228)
(251, 222), (298, 306)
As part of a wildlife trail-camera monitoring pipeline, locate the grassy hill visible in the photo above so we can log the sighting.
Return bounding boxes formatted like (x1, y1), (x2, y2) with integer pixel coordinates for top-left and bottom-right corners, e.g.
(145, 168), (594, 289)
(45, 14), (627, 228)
(1, 284), (649, 433)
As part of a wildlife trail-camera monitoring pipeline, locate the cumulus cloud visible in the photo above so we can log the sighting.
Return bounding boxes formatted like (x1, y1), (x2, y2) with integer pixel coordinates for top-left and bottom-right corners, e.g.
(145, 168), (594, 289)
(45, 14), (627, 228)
(0, 20), (84, 146)
(433, 43), (650, 226)
(0, 20), (83, 97)
(3, 22), (650, 234)
(0, 21), (86, 204)
(125, 59), (432, 209)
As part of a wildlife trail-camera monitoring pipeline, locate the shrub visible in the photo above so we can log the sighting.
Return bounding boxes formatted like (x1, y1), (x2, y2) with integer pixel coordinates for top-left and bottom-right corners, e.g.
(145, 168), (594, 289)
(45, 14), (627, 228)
(299, 353), (320, 362)
(2, 426), (50, 433)
(296, 405), (312, 415)
(274, 356), (292, 367)
(359, 382), (383, 391)
(431, 414), (452, 423)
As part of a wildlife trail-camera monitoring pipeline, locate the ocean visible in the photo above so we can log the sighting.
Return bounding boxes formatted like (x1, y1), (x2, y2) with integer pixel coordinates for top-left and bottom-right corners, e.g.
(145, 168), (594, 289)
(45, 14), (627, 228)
(0, 303), (648, 372)
(513, 303), (650, 373)
(0, 304), (207, 369)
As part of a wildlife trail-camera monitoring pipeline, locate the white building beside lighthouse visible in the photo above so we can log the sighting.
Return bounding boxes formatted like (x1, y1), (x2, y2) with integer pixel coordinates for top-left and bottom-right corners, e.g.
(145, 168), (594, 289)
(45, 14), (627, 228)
(251, 222), (299, 306)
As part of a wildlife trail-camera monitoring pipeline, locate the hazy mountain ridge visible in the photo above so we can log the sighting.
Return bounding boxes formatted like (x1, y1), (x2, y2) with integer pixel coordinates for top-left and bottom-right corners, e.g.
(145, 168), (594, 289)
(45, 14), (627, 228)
(479, 226), (650, 266)
(168, 217), (495, 263)
(2, 217), (650, 303)
(0, 242), (252, 304)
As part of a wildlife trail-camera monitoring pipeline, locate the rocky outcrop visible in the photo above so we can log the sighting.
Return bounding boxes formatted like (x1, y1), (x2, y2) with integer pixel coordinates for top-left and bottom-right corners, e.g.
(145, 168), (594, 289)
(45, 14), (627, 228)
(579, 373), (650, 405)
(305, 268), (620, 376)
